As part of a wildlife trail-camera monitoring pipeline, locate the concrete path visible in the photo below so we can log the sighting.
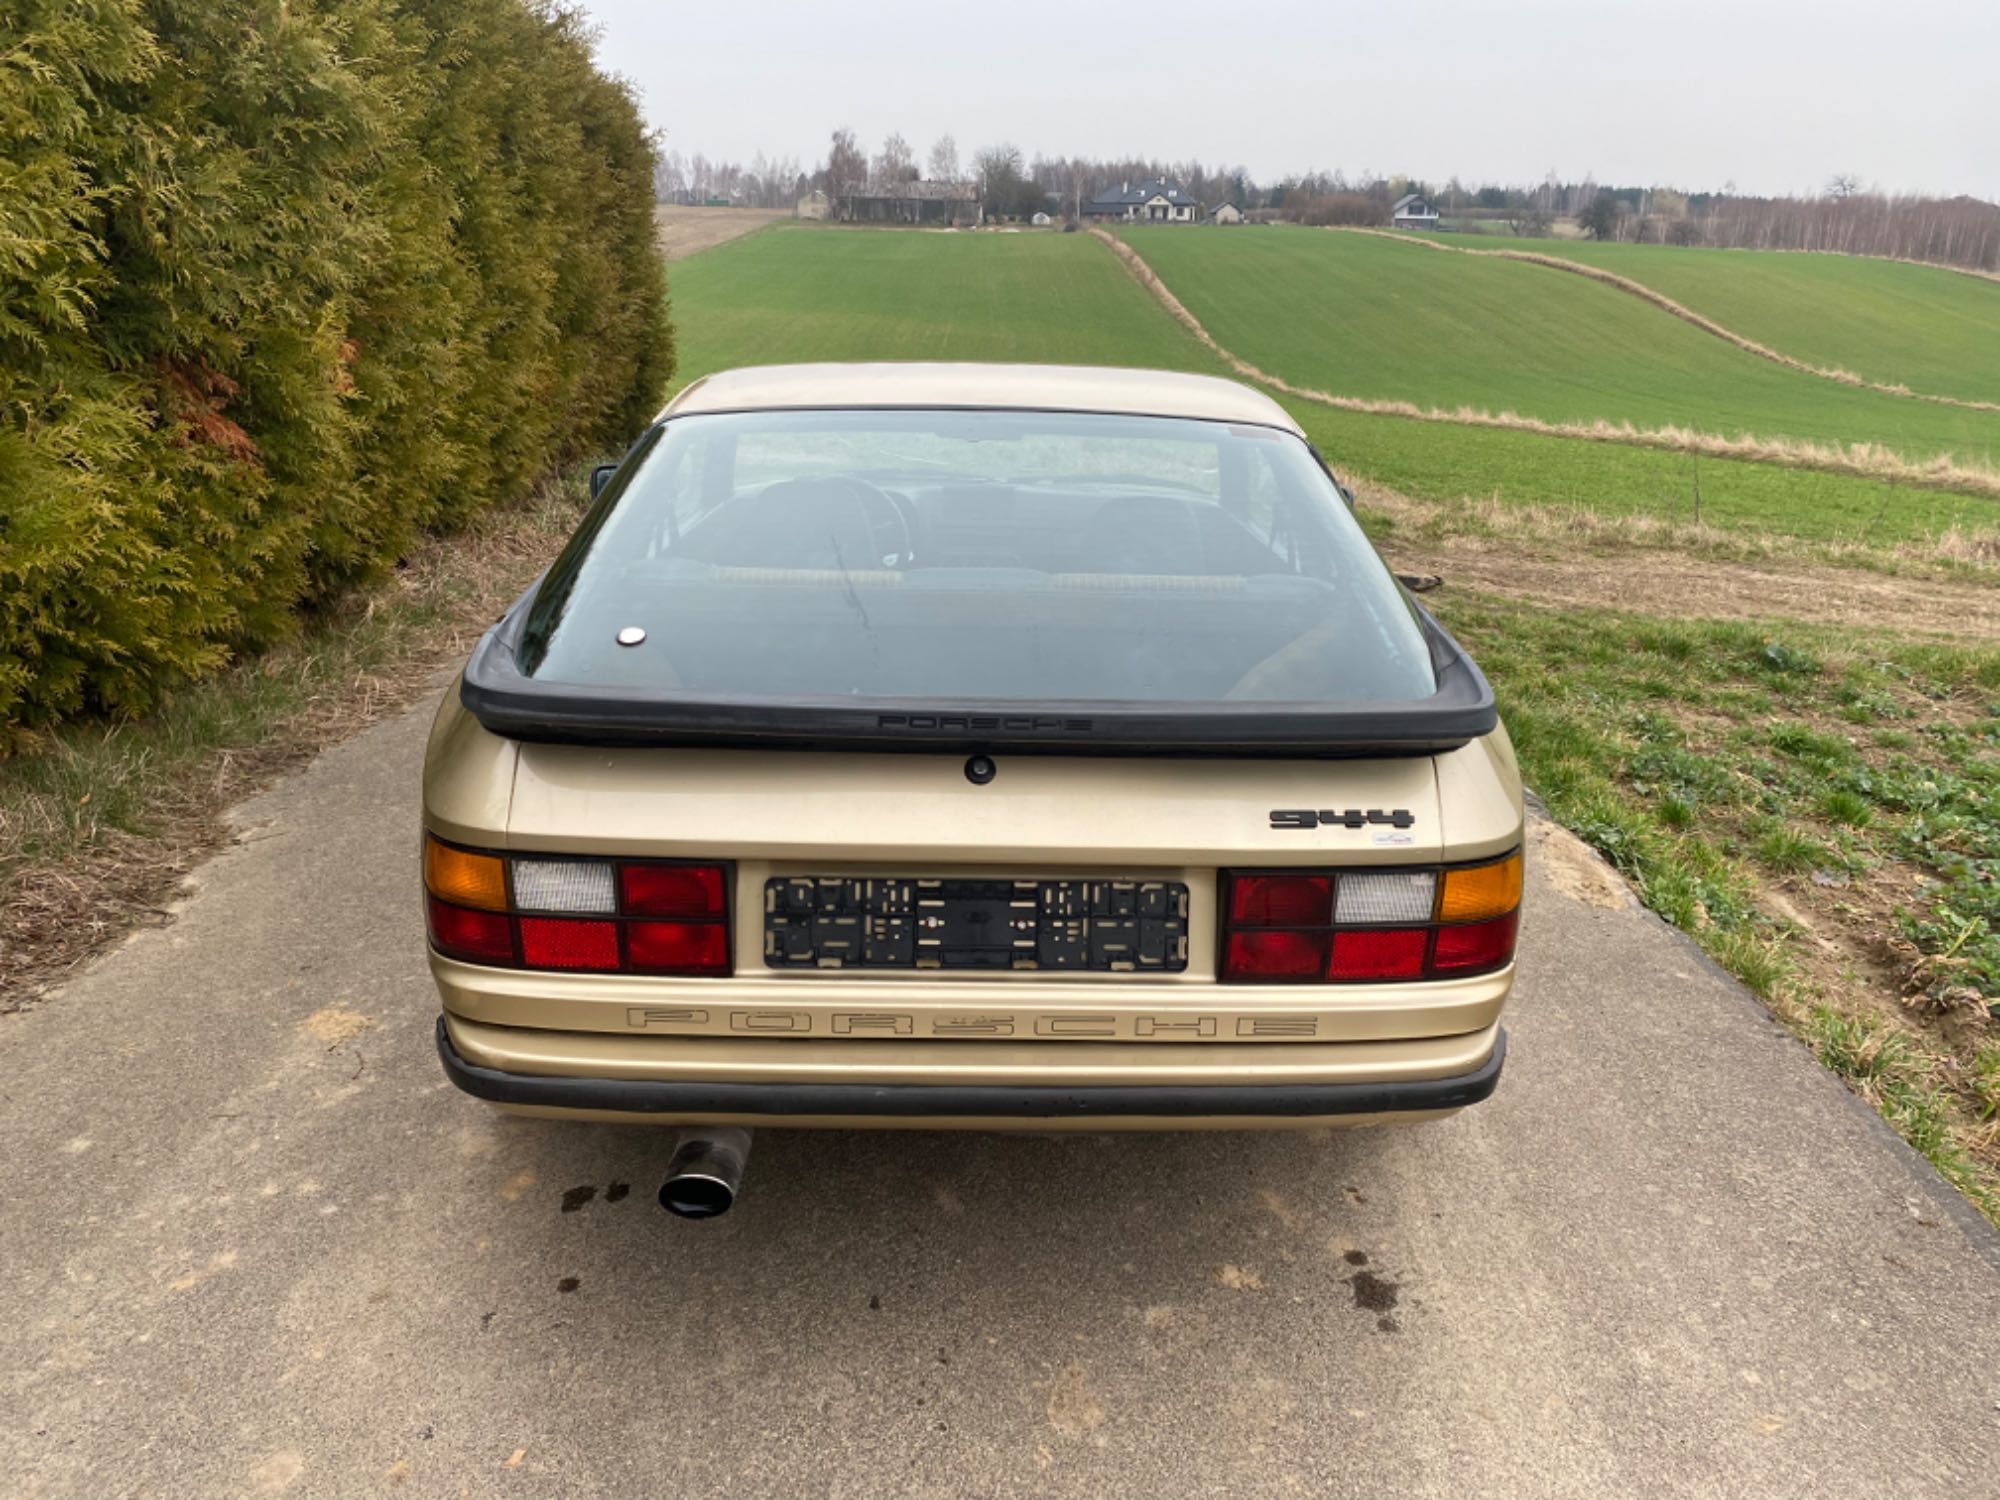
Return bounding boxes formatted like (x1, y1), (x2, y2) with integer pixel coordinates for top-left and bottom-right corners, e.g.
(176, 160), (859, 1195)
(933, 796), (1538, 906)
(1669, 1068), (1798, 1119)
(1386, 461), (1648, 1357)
(3, 692), (1996, 1499)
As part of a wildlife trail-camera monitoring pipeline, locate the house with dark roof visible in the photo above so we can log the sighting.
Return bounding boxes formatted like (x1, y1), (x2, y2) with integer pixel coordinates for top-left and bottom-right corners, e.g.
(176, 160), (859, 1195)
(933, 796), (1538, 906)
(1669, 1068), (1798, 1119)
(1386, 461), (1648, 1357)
(1392, 193), (1440, 229)
(1083, 179), (1201, 223)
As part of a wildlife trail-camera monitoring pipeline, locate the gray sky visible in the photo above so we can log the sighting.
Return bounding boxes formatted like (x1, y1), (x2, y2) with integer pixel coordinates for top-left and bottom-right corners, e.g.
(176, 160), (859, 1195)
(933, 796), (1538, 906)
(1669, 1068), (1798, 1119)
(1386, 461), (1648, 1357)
(572, 0), (1997, 198)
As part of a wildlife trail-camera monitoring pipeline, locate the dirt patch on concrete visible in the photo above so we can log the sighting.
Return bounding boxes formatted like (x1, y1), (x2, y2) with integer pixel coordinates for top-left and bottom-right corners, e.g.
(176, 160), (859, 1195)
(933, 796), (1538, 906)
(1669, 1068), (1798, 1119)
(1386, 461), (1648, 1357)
(654, 206), (787, 261)
(1044, 1364), (1107, 1436)
(301, 1006), (371, 1048)
(1529, 819), (1634, 911)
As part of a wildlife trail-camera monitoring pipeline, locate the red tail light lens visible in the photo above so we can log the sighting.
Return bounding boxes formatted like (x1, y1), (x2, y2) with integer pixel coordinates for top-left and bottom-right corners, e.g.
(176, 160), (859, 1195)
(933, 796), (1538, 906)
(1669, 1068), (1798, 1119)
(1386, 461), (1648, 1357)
(1431, 910), (1518, 974)
(622, 864), (726, 918)
(423, 838), (731, 975)
(1221, 854), (1520, 983)
(628, 921), (730, 975)
(1328, 928), (1428, 980)
(1227, 874), (1332, 928)
(518, 917), (621, 971)
(427, 896), (515, 966)
(1223, 929), (1330, 979)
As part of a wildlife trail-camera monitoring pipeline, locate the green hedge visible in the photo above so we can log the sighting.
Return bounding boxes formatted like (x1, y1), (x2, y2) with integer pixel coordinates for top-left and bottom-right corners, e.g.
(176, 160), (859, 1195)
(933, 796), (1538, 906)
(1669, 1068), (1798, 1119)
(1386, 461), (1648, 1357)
(0, 0), (672, 745)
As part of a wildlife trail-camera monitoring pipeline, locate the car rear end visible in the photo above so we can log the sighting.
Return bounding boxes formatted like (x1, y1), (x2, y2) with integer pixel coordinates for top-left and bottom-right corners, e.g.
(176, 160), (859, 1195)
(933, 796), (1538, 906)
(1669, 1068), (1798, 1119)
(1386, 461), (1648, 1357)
(426, 726), (1519, 1130)
(422, 364), (1522, 1135)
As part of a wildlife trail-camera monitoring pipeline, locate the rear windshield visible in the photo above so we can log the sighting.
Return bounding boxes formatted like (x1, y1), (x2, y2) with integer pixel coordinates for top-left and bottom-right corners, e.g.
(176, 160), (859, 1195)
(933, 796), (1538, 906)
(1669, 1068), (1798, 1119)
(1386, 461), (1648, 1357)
(518, 408), (1437, 707)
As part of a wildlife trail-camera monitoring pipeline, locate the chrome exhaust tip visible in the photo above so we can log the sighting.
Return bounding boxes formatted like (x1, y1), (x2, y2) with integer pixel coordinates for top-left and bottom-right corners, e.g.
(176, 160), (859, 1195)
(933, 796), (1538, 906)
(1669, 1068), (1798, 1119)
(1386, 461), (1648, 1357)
(659, 1128), (752, 1219)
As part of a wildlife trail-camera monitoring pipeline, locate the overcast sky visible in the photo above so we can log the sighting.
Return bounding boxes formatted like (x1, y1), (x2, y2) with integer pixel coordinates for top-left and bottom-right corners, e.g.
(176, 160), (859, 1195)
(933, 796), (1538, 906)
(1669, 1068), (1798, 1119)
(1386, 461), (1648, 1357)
(570, 0), (1996, 199)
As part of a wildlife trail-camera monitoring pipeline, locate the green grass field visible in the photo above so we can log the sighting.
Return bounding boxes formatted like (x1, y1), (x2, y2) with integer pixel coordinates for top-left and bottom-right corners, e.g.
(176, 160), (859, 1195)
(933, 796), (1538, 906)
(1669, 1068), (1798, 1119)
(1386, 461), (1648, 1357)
(1121, 226), (2000, 465)
(1285, 400), (1994, 543)
(1486, 239), (2000, 405)
(668, 224), (1223, 386)
(665, 226), (1996, 545)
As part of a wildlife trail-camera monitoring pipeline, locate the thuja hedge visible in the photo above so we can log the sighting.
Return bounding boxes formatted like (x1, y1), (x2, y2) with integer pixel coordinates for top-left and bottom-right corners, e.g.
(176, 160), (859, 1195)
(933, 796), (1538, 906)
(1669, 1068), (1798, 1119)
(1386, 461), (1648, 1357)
(0, 0), (673, 744)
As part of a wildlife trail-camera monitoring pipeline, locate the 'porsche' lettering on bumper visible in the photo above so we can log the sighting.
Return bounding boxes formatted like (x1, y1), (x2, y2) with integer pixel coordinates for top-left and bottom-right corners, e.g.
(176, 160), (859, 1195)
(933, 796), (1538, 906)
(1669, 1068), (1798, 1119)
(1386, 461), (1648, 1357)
(624, 1006), (1323, 1041)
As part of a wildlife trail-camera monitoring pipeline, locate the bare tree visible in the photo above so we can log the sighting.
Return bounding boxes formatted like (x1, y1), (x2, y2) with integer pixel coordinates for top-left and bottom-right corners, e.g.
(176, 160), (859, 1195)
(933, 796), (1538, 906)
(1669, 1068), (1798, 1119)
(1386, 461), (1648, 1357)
(927, 134), (959, 182)
(1509, 198), (1552, 238)
(974, 143), (1025, 215)
(1826, 172), (1861, 200)
(653, 149), (687, 204)
(825, 128), (866, 215)
(873, 132), (916, 189)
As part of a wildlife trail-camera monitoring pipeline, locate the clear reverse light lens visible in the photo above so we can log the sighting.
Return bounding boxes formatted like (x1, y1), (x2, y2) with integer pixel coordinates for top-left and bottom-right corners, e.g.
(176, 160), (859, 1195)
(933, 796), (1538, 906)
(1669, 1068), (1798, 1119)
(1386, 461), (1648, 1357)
(511, 858), (616, 914)
(1334, 871), (1436, 925)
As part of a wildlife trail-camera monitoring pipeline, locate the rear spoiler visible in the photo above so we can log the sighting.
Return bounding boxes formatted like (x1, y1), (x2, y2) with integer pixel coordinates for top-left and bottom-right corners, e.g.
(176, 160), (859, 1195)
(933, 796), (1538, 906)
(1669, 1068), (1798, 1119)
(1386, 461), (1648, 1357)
(457, 587), (1498, 758)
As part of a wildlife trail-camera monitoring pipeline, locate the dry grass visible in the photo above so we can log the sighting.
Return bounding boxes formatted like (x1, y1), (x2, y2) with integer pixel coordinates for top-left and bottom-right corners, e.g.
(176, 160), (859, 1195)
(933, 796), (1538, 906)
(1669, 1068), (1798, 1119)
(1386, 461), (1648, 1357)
(1357, 477), (2000, 636)
(654, 205), (789, 262)
(1093, 229), (2000, 500)
(1356, 476), (2000, 578)
(0, 478), (585, 1011)
(1340, 227), (2000, 412)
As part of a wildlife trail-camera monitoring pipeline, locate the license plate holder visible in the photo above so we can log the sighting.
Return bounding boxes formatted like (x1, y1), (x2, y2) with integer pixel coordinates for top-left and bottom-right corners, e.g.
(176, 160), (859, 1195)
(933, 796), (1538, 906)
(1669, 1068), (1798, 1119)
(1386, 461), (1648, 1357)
(764, 877), (1189, 972)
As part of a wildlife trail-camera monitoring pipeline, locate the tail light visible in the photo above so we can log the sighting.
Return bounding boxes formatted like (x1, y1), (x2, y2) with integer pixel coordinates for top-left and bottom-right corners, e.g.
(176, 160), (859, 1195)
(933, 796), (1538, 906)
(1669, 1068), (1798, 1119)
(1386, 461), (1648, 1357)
(1220, 852), (1520, 983)
(423, 835), (731, 976)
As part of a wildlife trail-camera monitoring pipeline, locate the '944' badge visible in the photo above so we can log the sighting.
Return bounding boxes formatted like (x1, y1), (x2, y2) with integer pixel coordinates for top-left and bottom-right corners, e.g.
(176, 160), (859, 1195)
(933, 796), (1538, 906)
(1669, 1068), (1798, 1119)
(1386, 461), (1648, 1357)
(1269, 808), (1415, 830)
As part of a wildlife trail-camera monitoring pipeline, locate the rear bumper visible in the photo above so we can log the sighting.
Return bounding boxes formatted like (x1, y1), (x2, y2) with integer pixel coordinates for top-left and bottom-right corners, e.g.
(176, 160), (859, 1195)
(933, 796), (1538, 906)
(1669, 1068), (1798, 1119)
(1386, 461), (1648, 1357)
(435, 1015), (1505, 1129)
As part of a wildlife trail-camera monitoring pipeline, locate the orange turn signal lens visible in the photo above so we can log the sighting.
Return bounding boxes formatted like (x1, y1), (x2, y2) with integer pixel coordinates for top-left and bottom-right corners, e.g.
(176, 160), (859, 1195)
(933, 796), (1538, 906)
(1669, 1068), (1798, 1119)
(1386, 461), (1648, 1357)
(1438, 853), (1522, 924)
(424, 837), (508, 912)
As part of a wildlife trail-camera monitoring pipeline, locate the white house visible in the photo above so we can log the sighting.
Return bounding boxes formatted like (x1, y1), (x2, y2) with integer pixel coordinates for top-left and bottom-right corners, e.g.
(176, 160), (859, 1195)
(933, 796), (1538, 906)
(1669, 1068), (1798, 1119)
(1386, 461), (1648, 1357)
(1031, 210), (1052, 226)
(1083, 179), (1200, 223)
(1391, 193), (1440, 230)
(1210, 203), (1243, 225)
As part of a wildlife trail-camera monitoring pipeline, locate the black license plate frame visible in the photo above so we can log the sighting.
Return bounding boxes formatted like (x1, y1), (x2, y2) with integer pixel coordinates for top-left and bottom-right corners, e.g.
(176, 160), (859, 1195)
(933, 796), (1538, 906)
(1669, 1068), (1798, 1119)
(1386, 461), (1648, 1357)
(763, 876), (1190, 972)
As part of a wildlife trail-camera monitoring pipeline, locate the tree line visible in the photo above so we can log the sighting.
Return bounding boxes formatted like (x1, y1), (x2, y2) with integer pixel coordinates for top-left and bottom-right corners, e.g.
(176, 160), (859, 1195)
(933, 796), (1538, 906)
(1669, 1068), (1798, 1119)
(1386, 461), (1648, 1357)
(662, 130), (1999, 272)
(658, 129), (1263, 222)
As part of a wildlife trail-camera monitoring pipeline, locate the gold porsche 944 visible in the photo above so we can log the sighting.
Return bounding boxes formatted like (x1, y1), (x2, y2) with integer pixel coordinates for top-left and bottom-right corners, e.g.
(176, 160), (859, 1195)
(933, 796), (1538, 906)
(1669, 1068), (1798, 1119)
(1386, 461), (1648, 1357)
(422, 363), (1521, 1214)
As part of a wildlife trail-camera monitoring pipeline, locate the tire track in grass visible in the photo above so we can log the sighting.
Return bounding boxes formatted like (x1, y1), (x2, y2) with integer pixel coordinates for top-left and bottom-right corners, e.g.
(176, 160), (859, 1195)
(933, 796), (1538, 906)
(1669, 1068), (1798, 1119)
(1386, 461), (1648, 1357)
(1340, 227), (2000, 413)
(1091, 228), (2000, 503)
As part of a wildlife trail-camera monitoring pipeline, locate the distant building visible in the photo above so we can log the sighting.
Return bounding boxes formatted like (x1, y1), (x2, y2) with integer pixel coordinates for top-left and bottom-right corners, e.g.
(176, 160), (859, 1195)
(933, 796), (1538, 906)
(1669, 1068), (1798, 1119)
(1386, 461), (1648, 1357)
(796, 189), (830, 220)
(1083, 179), (1200, 223)
(1391, 193), (1440, 230)
(835, 180), (981, 226)
(1031, 210), (1052, 226)
(1210, 203), (1244, 225)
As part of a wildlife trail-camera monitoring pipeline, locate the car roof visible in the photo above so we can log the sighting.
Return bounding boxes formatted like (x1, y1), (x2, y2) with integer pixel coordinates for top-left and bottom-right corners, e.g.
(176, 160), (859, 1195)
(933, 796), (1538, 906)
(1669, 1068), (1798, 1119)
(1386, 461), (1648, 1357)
(658, 362), (1304, 434)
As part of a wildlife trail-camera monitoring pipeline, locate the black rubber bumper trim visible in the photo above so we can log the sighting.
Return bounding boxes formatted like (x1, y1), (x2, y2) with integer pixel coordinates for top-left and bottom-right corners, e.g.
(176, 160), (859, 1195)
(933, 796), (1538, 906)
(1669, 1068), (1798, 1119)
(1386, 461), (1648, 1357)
(434, 1017), (1506, 1119)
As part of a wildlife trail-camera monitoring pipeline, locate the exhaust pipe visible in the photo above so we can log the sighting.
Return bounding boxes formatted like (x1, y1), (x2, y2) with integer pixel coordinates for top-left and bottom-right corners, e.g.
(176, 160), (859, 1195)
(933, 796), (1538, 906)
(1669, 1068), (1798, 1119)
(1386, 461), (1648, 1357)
(659, 1128), (752, 1219)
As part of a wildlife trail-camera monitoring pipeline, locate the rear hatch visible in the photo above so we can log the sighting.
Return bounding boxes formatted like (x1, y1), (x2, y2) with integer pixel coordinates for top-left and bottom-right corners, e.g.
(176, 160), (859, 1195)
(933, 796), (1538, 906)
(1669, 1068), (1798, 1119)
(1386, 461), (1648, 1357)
(431, 398), (1521, 1039)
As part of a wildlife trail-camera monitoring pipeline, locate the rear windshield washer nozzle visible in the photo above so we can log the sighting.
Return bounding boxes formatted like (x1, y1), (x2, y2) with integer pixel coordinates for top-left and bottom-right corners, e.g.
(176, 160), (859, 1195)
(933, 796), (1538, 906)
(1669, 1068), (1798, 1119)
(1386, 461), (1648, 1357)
(616, 626), (647, 647)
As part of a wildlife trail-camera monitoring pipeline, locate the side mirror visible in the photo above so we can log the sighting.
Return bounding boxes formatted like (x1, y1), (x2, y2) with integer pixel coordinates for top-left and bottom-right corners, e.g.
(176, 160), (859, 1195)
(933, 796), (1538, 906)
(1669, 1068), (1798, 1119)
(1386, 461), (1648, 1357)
(590, 464), (620, 499)
(1337, 482), (1355, 508)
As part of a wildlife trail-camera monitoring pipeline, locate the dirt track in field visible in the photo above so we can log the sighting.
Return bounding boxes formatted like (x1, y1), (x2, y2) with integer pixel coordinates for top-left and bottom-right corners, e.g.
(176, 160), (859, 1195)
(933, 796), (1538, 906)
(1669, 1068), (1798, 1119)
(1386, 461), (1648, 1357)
(654, 205), (788, 260)
(1380, 538), (2000, 639)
